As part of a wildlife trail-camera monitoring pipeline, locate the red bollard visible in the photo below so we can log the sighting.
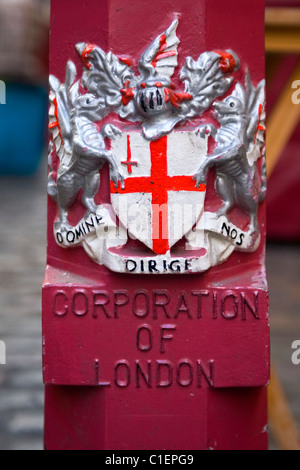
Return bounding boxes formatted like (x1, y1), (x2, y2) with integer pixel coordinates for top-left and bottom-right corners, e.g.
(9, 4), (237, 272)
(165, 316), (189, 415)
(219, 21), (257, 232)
(43, 0), (269, 450)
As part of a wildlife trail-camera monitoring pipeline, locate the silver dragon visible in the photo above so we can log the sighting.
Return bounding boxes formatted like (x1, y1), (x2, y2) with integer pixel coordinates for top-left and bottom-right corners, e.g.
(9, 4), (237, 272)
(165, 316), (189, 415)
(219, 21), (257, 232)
(48, 61), (124, 230)
(195, 72), (266, 233)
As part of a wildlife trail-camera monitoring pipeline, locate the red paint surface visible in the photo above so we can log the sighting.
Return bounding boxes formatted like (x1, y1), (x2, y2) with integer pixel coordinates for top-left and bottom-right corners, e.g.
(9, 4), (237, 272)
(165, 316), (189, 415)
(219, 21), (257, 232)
(45, 385), (268, 450)
(111, 135), (205, 255)
(45, 0), (268, 450)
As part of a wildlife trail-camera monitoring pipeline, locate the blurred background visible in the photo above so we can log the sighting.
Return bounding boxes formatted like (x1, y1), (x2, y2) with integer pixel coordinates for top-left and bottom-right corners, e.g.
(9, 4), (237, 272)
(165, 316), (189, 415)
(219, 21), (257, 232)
(0, 0), (299, 450)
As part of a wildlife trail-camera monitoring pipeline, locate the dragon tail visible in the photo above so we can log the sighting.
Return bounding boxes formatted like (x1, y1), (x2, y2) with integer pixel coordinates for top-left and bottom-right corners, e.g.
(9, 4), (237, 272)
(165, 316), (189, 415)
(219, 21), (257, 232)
(47, 141), (58, 202)
(259, 152), (267, 203)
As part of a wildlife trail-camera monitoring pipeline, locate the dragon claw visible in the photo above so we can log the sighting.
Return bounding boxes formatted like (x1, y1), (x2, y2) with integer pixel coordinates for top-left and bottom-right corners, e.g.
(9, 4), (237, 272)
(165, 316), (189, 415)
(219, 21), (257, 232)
(194, 171), (206, 187)
(102, 124), (122, 141)
(111, 170), (124, 190)
(197, 125), (211, 139)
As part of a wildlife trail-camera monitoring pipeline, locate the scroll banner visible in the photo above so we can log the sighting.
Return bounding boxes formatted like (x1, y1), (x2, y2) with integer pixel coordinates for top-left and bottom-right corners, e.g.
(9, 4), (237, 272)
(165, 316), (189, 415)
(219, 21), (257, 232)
(54, 208), (259, 275)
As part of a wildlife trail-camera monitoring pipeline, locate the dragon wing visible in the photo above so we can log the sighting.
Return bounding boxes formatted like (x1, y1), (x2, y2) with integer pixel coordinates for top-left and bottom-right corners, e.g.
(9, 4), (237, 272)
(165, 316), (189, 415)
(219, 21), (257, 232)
(178, 50), (240, 120)
(49, 60), (77, 167)
(76, 43), (139, 121)
(242, 71), (265, 166)
(245, 71), (266, 147)
(138, 19), (180, 81)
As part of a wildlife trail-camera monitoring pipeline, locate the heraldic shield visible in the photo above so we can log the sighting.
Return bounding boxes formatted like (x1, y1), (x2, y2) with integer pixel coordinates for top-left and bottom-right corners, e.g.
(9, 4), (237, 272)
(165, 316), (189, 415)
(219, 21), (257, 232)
(110, 131), (207, 256)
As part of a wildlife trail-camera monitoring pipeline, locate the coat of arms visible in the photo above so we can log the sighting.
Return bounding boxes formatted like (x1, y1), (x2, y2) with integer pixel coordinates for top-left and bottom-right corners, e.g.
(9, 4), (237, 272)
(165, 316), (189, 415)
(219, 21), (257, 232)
(48, 20), (266, 274)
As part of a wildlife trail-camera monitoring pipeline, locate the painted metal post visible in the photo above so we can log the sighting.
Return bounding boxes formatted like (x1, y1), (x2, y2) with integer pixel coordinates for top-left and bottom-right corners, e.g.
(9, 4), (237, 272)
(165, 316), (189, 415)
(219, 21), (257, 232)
(43, 0), (268, 450)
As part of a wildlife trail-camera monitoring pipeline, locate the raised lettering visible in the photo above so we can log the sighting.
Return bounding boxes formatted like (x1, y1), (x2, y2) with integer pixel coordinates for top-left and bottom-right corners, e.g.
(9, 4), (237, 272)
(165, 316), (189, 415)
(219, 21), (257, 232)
(137, 325), (153, 352)
(93, 291), (111, 319)
(66, 231), (75, 244)
(236, 233), (245, 246)
(136, 360), (152, 388)
(230, 229), (237, 240)
(115, 361), (131, 388)
(174, 291), (192, 319)
(149, 260), (159, 273)
(85, 217), (95, 233)
(221, 293), (238, 320)
(221, 222), (230, 237)
(133, 290), (150, 318)
(56, 232), (63, 244)
(114, 290), (129, 318)
(192, 291), (209, 319)
(126, 260), (137, 272)
(94, 359), (110, 387)
(169, 260), (181, 272)
(95, 216), (103, 226)
(53, 291), (68, 316)
(241, 291), (259, 320)
(72, 290), (88, 316)
(153, 290), (171, 319)
(160, 325), (176, 353)
(185, 259), (192, 271)
(156, 360), (173, 387)
(177, 360), (193, 387)
(197, 360), (215, 388)
(75, 226), (84, 240)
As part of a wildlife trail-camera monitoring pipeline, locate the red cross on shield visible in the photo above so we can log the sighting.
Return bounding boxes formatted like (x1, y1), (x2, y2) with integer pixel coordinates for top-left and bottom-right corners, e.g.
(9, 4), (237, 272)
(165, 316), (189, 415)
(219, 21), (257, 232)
(110, 131), (207, 255)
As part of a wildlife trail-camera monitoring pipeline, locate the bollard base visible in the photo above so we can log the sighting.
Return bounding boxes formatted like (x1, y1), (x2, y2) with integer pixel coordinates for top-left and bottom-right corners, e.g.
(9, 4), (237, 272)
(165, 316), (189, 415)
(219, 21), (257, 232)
(44, 385), (268, 450)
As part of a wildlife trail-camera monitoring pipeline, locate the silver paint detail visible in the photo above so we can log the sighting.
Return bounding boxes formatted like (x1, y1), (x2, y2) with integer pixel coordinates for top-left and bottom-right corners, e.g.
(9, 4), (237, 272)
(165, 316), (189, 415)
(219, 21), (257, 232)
(48, 61), (124, 230)
(194, 71), (266, 233)
(77, 22), (240, 141)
